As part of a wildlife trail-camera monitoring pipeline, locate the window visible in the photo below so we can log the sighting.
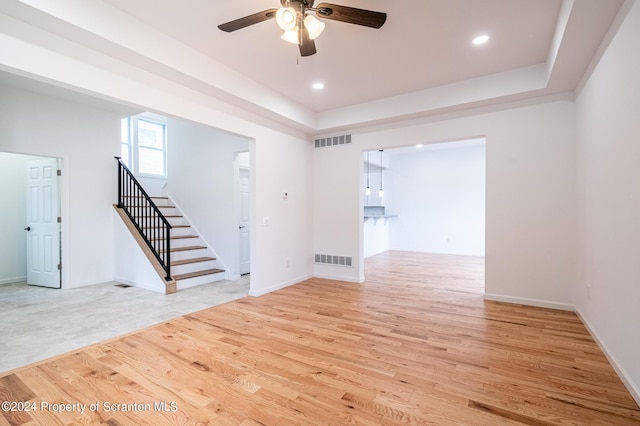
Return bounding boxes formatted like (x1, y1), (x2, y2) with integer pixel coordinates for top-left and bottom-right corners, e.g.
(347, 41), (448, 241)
(121, 114), (167, 177)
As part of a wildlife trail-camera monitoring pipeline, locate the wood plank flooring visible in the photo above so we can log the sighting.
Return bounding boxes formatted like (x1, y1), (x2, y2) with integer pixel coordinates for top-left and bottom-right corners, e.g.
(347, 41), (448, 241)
(1, 252), (639, 425)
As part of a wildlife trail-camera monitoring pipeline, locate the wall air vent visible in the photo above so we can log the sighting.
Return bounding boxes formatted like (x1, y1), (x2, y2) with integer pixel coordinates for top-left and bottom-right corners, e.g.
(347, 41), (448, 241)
(314, 253), (353, 267)
(314, 134), (352, 148)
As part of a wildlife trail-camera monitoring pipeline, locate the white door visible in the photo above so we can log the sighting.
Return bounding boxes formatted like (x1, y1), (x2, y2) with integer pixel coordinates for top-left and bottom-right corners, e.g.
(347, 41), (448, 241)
(239, 168), (250, 275)
(26, 159), (60, 288)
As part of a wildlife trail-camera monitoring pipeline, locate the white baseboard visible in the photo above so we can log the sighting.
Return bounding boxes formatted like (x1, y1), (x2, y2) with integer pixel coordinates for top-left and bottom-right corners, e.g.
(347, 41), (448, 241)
(574, 306), (640, 408)
(483, 293), (574, 311)
(484, 293), (640, 407)
(249, 274), (313, 297)
(313, 273), (364, 284)
(114, 276), (165, 294)
(0, 276), (26, 285)
(390, 248), (485, 257)
(63, 276), (116, 289)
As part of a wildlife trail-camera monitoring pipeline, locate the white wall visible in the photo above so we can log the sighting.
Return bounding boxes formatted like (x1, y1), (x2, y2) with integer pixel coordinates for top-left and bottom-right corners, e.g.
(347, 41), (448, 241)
(313, 144), (364, 282)
(0, 153), (41, 284)
(388, 142), (485, 256)
(575, 0), (640, 404)
(136, 176), (166, 196)
(113, 209), (165, 293)
(0, 84), (121, 288)
(363, 219), (390, 258)
(164, 118), (249, 278)
(251, 133), (314, 295)
(313, 96), (576, 306)
(0, 12), (316, 296)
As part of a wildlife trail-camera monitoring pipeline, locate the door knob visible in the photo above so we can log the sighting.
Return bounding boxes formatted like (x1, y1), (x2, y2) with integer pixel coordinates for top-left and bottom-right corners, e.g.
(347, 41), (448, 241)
(24, 226), (31, 231)
(239, 225), (245, 229)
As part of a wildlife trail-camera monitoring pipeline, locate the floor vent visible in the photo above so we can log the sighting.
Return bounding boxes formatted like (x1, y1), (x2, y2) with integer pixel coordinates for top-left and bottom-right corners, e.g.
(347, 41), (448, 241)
(114, 283), (132, 288)
(314, 254), (353, 267)
(314, 134), (352, 148)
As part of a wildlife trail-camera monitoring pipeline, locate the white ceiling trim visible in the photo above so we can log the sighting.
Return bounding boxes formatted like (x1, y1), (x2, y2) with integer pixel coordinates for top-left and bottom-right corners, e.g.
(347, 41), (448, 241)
(14, 0), (317, 130)
(3, 0), (627, 134)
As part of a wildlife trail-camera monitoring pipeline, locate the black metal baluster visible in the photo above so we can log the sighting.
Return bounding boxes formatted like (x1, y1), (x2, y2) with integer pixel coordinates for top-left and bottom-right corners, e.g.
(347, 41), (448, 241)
(115, 158), (172, 281)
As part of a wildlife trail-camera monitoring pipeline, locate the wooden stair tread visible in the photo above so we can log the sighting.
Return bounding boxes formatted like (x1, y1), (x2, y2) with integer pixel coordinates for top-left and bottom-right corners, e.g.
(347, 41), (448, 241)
(122, 196), (168, 200)
(150, 235), (198, 240)
(172, 235), (197, 239)
(173, 268), (225, 281)
(143, 225), (190, 229)
(160, 245), (207, 253)
(172, 257), (216, 266)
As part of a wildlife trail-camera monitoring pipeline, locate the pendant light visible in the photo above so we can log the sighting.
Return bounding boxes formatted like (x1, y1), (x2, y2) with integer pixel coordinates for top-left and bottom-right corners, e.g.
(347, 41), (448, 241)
(365, 151), (371, 195)
(378, 149), (384, 198)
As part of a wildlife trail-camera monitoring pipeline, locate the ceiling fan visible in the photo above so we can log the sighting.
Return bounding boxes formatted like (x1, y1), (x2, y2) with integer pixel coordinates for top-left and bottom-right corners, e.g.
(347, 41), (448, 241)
(218, 0), (387, 57)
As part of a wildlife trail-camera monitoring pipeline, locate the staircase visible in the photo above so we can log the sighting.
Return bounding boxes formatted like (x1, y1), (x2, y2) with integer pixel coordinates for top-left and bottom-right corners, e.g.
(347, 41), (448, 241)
(151, 196), (226, 290)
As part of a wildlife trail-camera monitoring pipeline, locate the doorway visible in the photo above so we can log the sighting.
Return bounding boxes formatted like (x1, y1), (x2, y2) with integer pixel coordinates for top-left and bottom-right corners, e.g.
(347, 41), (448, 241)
(362, 138), (486, 289)
(0, 152), (62, 289)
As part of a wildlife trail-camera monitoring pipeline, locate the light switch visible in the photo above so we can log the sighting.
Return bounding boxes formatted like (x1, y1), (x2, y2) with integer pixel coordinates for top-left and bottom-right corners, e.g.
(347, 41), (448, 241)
(262, 216), (270, 226)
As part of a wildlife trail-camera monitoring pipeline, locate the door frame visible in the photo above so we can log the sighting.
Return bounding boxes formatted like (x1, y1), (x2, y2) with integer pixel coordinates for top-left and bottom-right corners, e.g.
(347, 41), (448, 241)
(233, 151), (251, 279)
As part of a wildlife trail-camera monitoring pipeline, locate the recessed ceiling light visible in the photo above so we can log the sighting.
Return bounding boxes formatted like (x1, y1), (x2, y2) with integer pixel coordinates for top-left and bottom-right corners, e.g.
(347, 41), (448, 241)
(312, 82), (325, 90)
(416, 144), (423, 148)
(472, 35), (489, 45)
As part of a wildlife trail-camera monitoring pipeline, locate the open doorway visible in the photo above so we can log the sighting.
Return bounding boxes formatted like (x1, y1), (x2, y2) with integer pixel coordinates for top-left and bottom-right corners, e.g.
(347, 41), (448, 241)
(362, 138), (486, 290)
(0, 152), (62, 289)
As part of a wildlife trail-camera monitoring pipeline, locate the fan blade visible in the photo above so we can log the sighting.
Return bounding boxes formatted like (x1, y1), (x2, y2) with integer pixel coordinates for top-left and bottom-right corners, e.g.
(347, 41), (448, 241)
(299, 25), (317, 57)
(218, 9), (278, 32)
(315, 3), (386, 28)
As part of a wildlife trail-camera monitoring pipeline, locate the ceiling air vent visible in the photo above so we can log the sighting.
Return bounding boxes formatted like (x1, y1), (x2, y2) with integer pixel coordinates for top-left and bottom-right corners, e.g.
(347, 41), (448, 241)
(314, 253), (353, 267)
(314, 134), (352, 148)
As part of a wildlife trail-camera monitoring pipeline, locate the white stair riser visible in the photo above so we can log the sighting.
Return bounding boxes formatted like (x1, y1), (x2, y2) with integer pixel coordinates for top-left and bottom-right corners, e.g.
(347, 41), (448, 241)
(170, 248), (210, 262)
(142, 227), (192, 238)
(176, 272), (225, 290)
(157, 206), (178, 216)
(166, 216), (187, 227)
(169, 227), (193, 237)
(138, 195), (227, 292)
(153, 237), (201, 249)
(172, 260), (219, 276)
(150, 198), (171, 207)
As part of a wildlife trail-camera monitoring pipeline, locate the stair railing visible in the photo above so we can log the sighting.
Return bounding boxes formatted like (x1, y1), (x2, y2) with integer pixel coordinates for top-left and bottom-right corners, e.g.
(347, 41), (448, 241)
(115, 157), (172, 280)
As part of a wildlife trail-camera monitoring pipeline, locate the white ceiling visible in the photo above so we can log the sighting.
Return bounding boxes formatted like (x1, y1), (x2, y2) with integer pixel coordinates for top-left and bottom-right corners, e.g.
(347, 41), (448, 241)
(0, 0), (627, 133)
(101, 0), (627, 109)
(103, 0), (566, 112)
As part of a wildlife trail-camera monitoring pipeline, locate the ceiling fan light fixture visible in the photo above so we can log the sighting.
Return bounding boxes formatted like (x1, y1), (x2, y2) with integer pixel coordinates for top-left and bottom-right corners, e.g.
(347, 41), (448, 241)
(276, 7), (297, 31)
(304, 14), (325, 40)
(281, 29), (299, 44)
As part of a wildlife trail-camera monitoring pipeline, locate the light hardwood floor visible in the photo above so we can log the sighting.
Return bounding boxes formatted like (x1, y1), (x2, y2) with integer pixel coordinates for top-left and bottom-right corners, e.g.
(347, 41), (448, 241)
(1, 252), (639, 425)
